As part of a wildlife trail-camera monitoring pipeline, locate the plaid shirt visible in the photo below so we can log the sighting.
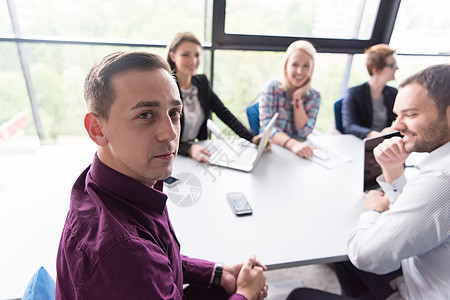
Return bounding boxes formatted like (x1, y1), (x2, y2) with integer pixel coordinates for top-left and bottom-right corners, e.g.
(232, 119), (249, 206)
(259, 80), (321, 139)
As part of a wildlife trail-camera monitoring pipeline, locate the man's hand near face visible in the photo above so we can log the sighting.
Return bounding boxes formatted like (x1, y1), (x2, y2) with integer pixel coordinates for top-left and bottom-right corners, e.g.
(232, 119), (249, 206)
(373, 136), (410, 184)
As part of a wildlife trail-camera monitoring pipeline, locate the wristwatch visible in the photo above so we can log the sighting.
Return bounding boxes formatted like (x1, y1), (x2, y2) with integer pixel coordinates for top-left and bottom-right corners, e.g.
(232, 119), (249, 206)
(213, 263), (223, 286)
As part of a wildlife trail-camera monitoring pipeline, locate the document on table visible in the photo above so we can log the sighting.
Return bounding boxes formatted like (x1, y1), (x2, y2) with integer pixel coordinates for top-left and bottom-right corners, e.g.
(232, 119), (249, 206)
(309, 147), (352, 169)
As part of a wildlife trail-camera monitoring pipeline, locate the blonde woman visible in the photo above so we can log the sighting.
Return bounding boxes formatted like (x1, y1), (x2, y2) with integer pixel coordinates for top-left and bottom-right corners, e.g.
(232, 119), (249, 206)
(259, 40), (321, 158)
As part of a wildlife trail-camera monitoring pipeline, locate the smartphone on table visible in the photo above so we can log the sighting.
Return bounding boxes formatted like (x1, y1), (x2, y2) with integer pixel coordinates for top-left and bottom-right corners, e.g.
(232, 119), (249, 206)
(163, 176), (179, 188)
(227, 192), (253, 216)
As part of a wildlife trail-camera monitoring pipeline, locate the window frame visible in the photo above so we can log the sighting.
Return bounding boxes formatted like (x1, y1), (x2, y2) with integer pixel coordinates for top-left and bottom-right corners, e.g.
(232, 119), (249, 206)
(0, 0), (408, 142)
(211, 0), (401, 54)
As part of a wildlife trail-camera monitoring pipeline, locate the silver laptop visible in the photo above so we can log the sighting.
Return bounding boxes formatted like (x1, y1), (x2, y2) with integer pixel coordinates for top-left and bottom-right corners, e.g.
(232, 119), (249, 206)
(363, 131), (402, 192)
(197, 113), (278, 172)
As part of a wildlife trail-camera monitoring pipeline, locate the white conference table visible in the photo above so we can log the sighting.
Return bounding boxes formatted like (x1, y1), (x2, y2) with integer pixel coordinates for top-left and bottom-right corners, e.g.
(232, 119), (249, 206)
(166, 134), (365, 270)
(0, 134), (363, 298)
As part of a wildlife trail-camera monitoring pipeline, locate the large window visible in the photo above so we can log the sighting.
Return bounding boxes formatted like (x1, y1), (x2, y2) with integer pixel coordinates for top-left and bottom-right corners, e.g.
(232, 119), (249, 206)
(0, 43), (31, 131)
(1, 0), (449, 146)
(390, 0), (450, 55)
(1, 0), (213, 143)
(225, 0), (381, 40)
(0, 5), (12, 34)
(345, 0), (450, 105)
(12, 0), (212, 41)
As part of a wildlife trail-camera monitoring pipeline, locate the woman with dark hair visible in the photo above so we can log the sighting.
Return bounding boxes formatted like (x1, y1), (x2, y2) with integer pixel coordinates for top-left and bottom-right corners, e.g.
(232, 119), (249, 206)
(167, 32), (265, 163)
(342, 44), (399, 139)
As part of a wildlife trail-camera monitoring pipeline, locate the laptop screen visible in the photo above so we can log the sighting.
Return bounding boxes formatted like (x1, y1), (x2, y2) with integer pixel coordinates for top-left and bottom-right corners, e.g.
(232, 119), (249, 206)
(257, 113), (278, 152)
(363, 131), (403, 191)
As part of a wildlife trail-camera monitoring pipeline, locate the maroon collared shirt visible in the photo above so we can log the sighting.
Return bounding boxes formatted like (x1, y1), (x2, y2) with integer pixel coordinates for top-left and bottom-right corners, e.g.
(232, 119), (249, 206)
(55, 154), (243, 299)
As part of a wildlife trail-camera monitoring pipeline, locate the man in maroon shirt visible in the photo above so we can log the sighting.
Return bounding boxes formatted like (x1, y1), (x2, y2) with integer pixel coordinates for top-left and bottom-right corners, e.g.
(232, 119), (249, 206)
(55, 51), (268, 299)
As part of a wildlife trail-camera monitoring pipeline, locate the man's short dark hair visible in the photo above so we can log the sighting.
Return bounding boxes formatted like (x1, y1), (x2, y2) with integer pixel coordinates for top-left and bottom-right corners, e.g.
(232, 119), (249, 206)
(84, 51), (172, 119)
(400, 64), (450, 117)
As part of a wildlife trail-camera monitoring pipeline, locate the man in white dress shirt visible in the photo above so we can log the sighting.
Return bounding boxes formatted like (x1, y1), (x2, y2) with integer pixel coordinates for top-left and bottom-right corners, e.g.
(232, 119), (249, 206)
(288, 64), (449, 300)
(346, 64), (450, 299)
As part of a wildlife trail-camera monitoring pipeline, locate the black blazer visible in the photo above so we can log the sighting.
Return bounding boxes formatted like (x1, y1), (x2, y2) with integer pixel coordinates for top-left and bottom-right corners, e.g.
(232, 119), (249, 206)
(342, 82), (397, 139)
(178, 74), (254, 155)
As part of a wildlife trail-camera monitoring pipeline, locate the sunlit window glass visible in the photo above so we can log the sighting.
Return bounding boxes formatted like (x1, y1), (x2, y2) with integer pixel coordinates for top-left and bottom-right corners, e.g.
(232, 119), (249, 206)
(0, 5), (13, 34)
(11, 0), (212, 43)
(225, 0), (380, 40)
(390, 0), (450, 55)
(0, 43), (38, 141)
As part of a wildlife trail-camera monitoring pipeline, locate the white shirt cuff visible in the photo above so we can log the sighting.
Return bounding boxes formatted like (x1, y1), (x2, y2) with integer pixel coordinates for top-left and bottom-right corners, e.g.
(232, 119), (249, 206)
(376, 173), (406, 205)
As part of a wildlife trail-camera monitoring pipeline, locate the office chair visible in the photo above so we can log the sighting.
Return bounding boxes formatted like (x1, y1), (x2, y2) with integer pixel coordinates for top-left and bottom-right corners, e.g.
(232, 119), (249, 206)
(246, 102), (260, 135)
(334, 98), (344, 133)
(22, 266), (55, 300)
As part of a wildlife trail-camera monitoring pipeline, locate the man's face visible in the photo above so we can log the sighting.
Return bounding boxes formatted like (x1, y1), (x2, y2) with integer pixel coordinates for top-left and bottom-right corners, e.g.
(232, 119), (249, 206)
(97, 68), (182, 186)
(393, 83), (449, 153)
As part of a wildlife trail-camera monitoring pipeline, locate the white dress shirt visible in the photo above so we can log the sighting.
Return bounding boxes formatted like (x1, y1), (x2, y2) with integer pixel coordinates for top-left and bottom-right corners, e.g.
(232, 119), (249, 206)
(348, 142), (450, 300)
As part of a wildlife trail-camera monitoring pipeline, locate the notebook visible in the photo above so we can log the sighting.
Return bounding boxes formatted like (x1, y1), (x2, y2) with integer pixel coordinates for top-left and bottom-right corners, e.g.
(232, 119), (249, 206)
(363, 131), (403, 192)
(196, 113), (279, 172)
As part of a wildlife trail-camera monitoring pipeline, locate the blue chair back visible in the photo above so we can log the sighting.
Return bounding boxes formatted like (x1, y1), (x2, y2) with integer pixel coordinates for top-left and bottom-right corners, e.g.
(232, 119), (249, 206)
(246, 102), (260, 134)
(23, 266), (55, 300)
(334, 98), (344, 133)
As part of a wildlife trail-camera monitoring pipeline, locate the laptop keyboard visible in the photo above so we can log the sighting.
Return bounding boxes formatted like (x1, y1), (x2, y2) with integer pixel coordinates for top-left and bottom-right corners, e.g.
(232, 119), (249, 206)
(206, 140), (257, 164)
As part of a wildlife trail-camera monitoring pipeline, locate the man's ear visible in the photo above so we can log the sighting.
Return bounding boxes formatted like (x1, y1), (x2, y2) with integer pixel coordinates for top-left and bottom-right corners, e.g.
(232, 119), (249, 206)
(84, 112), (108, 146)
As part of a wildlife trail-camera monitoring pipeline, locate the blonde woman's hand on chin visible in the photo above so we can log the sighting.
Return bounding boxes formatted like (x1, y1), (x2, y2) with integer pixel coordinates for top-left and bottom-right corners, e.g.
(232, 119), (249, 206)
(187, 144), (211, 164)
(292, 77), (311, 101)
